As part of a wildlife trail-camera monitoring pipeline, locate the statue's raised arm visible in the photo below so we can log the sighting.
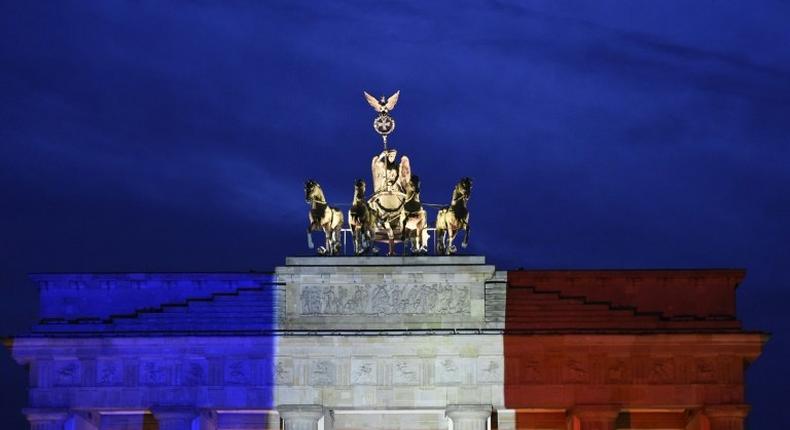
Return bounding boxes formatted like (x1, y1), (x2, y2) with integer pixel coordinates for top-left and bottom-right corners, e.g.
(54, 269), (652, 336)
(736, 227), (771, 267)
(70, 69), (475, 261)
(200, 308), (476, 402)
(371, 150), (388, 193)
(399, 155), (411, 193)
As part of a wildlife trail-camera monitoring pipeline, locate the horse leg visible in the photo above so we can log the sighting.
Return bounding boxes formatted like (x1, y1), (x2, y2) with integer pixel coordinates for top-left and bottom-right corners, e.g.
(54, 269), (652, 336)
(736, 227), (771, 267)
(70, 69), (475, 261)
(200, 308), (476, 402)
(307, 225), (315, 249)
(383, 222), (395, 256)
(323, 226), (333, 256)
(447, 227), (458, 254)
(419, 213), (428, 253)
(400, 216), (409, 256)
(333, 227), (342, 255)
(462, 221), (470, 249)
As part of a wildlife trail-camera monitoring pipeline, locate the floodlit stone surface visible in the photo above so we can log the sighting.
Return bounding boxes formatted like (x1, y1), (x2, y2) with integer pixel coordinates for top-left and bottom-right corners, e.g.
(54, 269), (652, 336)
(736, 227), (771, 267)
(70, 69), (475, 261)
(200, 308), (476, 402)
(8, 258), (766, 430)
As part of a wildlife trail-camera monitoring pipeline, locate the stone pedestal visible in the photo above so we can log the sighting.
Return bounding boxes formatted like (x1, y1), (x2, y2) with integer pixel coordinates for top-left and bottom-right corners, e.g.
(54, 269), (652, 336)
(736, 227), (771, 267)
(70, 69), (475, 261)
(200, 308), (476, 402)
(23, 409), (68, 430)
(705, 405), (750, 430)
(569, 406), (619, 430)
(278, 405), (325, 430)
(446, 405), (491, 430)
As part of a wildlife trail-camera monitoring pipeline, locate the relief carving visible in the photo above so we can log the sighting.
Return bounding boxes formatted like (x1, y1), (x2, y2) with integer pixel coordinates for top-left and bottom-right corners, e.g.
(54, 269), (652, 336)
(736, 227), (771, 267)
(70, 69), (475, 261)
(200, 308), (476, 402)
(184, 361), (207, 386)
(477, 358), (503, 382)
(694, 358), (716, 383)
(351, 360), (377, 385)
(564, 359), (588, 383)
(393, 359), (420, 385)
(436, 358), (464, 384)
(225, 360), (250, 385)
(97, 360), (123, 386)
(299, 283), (470, 315)
(606, 360), (627, 384)
(275, 360), (294, 385)
(139, 361), (170, 385)
(54, 361), (81, 386)
(649, 359), (675, 383)
(309, 360), (336, 386)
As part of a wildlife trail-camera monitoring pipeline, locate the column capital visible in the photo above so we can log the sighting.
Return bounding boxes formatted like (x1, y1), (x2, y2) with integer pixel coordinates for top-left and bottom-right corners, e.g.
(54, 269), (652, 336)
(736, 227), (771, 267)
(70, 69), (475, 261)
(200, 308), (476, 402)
(23, 408), (69, 421)
(277, 405), (325, 430)
(446, 404), (492, 430)
(704, 404), (750, 419)
(445, 404), (492, 421)
(23, 409), (70, 430)
(277, 404), (325, 420)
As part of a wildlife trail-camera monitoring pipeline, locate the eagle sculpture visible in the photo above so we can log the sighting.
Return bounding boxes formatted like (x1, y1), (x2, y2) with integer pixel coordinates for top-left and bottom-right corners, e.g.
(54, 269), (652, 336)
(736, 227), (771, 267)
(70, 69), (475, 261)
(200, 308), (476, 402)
(364, 90), (400, 114)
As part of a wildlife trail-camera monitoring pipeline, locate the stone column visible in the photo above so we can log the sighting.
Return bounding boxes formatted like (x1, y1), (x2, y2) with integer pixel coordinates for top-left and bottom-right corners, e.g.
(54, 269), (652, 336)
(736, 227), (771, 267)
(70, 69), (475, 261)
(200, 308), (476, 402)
(277, 405), (324, 430)
(23, 409), (69, 430)
(196, 409), (218, 430)
(704, 405), (750, 430)
(446, 404), (492, 430)
(152, 407), (197, 430)
(569, 406), (619, 430)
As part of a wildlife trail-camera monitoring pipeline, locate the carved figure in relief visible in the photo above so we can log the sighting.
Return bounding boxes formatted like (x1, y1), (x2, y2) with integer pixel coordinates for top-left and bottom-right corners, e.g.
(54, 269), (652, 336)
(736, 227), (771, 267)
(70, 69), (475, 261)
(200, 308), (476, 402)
(346, 285), (369, 313)
(275, 361), (292, 384)
(56, 362), (80, 386)
(322, 286), (338, 314)
(300, 286), (321, 314)
(441, 359), (457, 373)
(98, 362), (118, 385)
(372, 285), (390, 314)
(185, 362), (205, 386)
(394, 360), (418, 383)
(228, 361), (247, 382)
(311, 361), (334, 385)
(299, 284), (469, 315)
(58, 363), (77, 378)
(606, 361), (626, 383)
(566, 360), (588, 382)
(482, 360), (500, 374)
(391, 285), (405, 312)
(142, 362), (167, 385)
(650, 359), (674, 382)
(352, 362), (375, 384)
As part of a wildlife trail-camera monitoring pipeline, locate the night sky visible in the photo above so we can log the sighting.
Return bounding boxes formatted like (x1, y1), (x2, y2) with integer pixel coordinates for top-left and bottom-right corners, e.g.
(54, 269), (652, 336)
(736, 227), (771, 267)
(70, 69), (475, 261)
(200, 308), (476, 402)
(1, 1), (789, 428)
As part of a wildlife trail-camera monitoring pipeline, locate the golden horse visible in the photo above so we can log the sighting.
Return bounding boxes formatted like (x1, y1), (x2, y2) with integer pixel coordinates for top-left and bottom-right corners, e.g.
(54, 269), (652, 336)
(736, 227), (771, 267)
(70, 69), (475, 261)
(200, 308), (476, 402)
(348, 179), (377, 255)
(435, 177), (472, 255)
(305, 179), (344, 256)
(400, 175), (429, 255)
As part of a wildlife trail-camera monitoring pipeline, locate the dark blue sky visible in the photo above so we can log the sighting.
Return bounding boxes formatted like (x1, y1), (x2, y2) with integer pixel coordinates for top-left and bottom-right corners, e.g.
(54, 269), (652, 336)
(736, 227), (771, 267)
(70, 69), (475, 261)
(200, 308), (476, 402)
(1, 1), (789, 428)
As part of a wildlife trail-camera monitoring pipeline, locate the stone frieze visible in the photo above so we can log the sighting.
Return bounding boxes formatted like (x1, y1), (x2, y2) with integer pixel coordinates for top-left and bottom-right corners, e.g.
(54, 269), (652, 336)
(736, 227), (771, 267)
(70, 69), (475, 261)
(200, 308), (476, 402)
(298, 283), (470, 315)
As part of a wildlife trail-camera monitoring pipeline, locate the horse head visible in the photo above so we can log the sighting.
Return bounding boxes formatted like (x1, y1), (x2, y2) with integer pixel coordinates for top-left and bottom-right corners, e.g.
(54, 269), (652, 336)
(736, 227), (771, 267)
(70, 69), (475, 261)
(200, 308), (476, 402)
(305, 179), (320, 203)
(458, 177), (472, 199)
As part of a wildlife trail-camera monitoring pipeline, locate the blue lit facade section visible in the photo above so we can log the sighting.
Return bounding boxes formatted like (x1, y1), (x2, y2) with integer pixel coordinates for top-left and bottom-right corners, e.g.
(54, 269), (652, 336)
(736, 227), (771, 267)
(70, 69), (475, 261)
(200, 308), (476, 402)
(29, 273), (280, 410)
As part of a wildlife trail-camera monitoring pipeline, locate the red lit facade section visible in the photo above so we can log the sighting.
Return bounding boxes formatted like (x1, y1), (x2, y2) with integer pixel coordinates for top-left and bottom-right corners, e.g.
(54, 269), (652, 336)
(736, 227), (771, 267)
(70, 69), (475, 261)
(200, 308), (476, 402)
(503, 269), (765, 430)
